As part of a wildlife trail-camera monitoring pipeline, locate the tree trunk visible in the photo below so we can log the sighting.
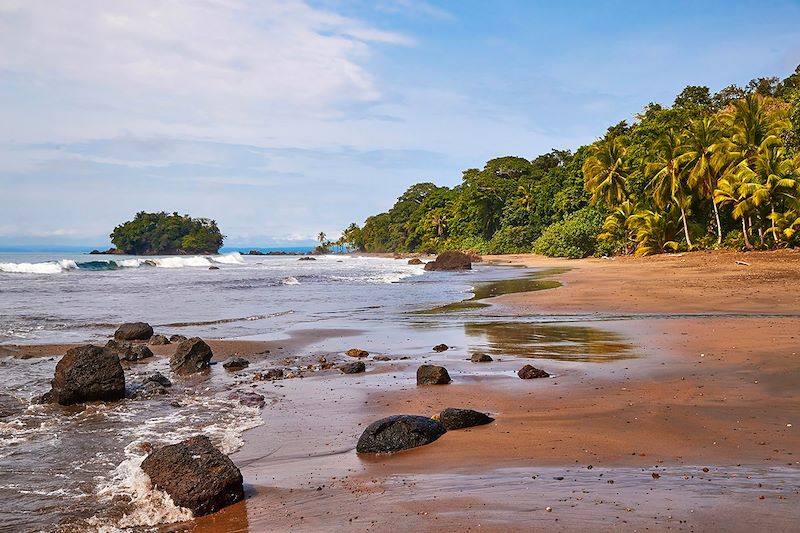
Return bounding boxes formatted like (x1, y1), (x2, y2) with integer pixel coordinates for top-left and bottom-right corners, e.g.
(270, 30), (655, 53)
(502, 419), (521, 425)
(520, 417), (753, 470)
(712, 198), (722, 246)
(741, 217), (753, 250)
(771, 205), (778, 245)
(679, 205), (693, 249)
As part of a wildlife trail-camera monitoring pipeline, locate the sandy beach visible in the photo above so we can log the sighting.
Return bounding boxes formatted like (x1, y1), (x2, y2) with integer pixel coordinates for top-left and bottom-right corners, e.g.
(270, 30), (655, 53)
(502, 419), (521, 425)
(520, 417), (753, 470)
(5, 250), (799, 532)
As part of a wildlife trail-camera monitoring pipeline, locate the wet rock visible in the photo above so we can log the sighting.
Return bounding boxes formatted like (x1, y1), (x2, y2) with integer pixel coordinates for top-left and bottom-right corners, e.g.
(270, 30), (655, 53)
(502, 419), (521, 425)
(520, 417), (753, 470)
(143, 372), (172, 388)
(208, 266), (220, 270)
(518, 364), (550, 379)
(169, 334), (188, 343)
(141, 435), (244, 516)
(222, 357), (250, 371)
(298, 257), (316, 261)
(107, 340), (153, 362)
(416, 364), (451, 385)
(132, 380), (169, 400)
(126, 345), (154, 362)
(170, 338), (213, 375)
(227, 391), (266, 408)
(432, 343), (449, 352)
(149, 334), (171, 346)
(254, 368), (284, 381)
(423, 251), (472, 271)
(439, 408), (494, 430)
(46, 345), (125, 405)
(372, 355), (392, 361)
(114, 322), (153, 341)
(356, 415), (447, 454)
(345, 348), (369, 358)
(470, 352), (493, 362)
(339, 361), (366, 374)
(407, 258), (423, 265)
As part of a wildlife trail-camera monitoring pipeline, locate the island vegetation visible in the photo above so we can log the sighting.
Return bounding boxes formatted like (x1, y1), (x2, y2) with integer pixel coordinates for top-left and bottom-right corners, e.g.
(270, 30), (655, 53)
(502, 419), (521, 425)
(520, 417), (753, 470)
(109, 212), (224, 255)
(338, 65), (800, 257)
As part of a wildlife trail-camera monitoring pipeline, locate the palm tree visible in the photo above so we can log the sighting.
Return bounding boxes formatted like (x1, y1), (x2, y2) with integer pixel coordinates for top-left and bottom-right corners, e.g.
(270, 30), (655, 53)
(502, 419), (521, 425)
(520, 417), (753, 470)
(583, 137), (630, 206)
(683, 117), (726, 245)
(629, 207), (681, 256)
(723, 94), (788, 166)
(317, 232), (326, 246)
(598, 200), (639, 254)
(429, 209), (448, 237)
(714, 170), (756, 249)
(646, 130), (694, 248)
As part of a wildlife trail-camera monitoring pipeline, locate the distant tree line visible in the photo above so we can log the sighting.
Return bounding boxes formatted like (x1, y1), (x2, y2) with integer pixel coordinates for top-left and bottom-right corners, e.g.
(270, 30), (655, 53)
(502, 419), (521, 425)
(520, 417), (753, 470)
(110, 211), (224, 255)
(338, 66), (800, 257)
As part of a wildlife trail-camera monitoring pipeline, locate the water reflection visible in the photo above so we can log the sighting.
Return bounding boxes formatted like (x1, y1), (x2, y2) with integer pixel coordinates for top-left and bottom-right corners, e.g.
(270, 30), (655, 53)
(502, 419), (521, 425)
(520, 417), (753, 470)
(464, 322), (635, 362)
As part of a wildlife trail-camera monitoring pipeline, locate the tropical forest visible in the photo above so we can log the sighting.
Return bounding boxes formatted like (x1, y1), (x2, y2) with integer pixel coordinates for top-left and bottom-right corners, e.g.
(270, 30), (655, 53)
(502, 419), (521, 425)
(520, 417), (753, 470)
(339, 66), (800, 257)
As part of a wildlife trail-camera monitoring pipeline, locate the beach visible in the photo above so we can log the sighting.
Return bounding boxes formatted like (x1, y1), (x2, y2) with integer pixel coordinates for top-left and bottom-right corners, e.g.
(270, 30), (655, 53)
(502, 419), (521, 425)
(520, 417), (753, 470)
(2, 251), (799, 532)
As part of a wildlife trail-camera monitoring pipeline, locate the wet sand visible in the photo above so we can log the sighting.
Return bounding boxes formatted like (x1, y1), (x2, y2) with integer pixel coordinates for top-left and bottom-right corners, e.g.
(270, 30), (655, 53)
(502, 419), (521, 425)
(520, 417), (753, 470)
(7, 250), (800, 531)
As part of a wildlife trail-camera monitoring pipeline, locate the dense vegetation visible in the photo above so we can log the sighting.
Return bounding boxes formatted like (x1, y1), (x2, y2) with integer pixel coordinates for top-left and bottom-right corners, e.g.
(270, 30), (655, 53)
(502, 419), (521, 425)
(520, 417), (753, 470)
(110, 212), (224, 255)
(339, 66), (800, 257)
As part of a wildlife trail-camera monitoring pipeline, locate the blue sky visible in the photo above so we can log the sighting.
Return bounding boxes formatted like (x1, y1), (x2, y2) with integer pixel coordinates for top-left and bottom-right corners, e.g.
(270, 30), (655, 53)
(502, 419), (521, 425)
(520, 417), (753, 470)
(1, 0), (798, 246)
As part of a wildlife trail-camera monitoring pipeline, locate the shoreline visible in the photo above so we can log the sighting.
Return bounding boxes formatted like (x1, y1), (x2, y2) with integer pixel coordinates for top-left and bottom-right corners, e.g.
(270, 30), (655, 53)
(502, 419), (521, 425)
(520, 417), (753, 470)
(3, 250), (799, 531)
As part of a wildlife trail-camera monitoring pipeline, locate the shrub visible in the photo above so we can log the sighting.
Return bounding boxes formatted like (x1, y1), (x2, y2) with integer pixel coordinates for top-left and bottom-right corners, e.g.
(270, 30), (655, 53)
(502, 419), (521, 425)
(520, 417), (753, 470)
(533, 207), (603, 258)
(486, 226), (537, 254)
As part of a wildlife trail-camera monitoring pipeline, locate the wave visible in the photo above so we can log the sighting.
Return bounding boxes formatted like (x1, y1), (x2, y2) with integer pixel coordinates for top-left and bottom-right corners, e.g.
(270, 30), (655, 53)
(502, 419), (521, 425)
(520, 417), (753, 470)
(282, 276), (300, 285)
(0, 253), (246, 274)
(156, 311), (293, 328)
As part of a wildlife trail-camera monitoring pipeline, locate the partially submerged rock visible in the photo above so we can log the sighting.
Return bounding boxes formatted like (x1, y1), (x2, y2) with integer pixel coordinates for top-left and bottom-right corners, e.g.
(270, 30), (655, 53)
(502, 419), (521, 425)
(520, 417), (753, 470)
(140, 435), (244, 516)
(470, 352), (493, 362)
(298, 257), (316, 261)
(222, 357), (250, 371)
(439, 408), (494, 430)
(339, 361), (366, 374)
(254, 368), (284, 381)
(407, 258), (423, 265)
(227, 391), (266, 408)
(356, 415), (447, 454)
(170, 338), (213, 375)
(518, 364), (550, 379)
(114, 322), (153, 341)
(423, 251), (472, 271)
(432, 343), (449, 352)
(143, 372), (172, 388)
(149, 334), (171, 346)
(345, 348), (369, 358)
(106, 340), (153, 362)
(169, 334), (188, 343)
(46, 345), (125, 405)
(416, 364), (451, 385)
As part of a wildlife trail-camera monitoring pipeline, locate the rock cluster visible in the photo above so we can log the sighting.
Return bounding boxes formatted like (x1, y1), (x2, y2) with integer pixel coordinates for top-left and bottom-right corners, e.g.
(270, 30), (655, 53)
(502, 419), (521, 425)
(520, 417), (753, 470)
(356, 415), (446, 454)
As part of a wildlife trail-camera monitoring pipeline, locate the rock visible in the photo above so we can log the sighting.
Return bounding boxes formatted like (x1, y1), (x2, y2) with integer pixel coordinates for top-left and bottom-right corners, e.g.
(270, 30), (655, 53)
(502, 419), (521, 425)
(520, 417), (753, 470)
(114, 322), (154, 341)
(169, 334), (188, 343)
(254, 368), (284, 381)
(140, 435), (244, 516)
(470, 352), (493, 362)
(143, 372), (172, 388)
(423, 251), (472, 271)
(149, 334), (170, 346)
(438, 408), (494, 430)
(432, 343), (449, 352)
(356, 415), (447, 454)
(298, 257), (316, 261)
(208, 266), (220, 270)
(416, 364), (451, 385)
(170, 338), (213, 375)
(247, 250), (265, 255)
(89, 248), (122, 255)
(46, 345), (125, 405)
(107, 340), (153, 362)
(132, 380), (169, 400)
(372, 355), (392, 361)
(463, 250), (483, 263)
(339, 361), (366, 374)
(222, 357), (250, 371)
(518, 364), (550, 379)
(227, 391), (266, 408)
(127, 345), (153, 362)
(345, 348), (369, 358)
(407, 258), (423, 265)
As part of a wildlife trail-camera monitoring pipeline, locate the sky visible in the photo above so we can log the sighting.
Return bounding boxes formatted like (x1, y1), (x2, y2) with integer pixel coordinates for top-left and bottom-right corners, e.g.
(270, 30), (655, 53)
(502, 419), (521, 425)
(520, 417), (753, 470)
(1, 0), (799, 247)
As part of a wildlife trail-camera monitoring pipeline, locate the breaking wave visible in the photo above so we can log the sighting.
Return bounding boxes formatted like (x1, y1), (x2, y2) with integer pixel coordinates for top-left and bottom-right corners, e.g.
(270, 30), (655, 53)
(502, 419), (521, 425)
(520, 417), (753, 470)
(0, 253), (246, 274)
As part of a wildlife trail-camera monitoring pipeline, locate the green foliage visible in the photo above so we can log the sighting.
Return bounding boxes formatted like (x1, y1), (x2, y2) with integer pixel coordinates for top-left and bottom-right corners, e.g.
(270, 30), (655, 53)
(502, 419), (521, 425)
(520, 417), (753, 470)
(110, 212), (224, 255)
(533, 207), (604, 259)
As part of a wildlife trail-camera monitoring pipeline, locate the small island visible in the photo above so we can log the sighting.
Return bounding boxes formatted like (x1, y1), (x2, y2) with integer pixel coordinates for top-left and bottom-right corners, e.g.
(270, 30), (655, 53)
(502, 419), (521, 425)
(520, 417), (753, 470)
(98, 211), (225, 255)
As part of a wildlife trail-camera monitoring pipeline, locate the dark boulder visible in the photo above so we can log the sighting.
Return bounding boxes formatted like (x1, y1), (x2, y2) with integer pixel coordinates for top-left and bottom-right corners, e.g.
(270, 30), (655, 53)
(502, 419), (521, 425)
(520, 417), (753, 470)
(339, 361), (366, 374)
(47, 345), (125, 405)
(106, 340), (153, 362)
(298, 257), (316, 261)
(227, 391), (266, 408)
(416, 364), (451, 385)
(170, 338), (213, 375)
(356, 415), (447, 454)
(407, 258), (423, 265)
(114, 322), (154, 341)
(149, 334), (171, 346)
(470, 352), (493, 362)
(222, 357), (250, 371)
(345, 348), (369, 358)
(518, 364), (550, 379)
(169, 334), (188, 343)
(432, 343), (449, 352)
(423, 251), (472, 271)
(132, 380), (169, 400)
(439, 408), (494, 430)
(143, 372), (172, 388)
(140, 435), (244, 516)
(126, 345), (153, 362)
(208, 266), (220, 270)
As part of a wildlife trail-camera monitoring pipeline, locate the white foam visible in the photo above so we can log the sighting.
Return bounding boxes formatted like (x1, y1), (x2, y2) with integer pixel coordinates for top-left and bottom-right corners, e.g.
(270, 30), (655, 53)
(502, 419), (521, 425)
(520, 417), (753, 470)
(282, 276), (300, 285)
(153, 256), (212, 268)
(0, 259), (77, 274)
(211, 252), (245, 265)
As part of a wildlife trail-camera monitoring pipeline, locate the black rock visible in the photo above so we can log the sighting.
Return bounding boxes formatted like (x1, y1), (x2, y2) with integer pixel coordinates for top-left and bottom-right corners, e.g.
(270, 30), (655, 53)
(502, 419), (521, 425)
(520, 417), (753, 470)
(407, 258), (423, 265)
(518, 364), (550, 379)
(149, 334), (171, 346)
(432, 343), (449, 352)
(416, 364), (451, 385)
(298, 257), (316, 261)
(222, 357), (250, 371)
(141, 435), (244, 516)
(470, 352), (493, 362)
(423, 251), (472, 271)
(169, 334), (188, 343)
(114, 322), (154, 341)
(170, 338), (213, 375)
(208, 266), (220, 270)
(132, 381), (169, 400)
(143, 372), (172, 388)
(46, 345), (125, 405)
(338, 361), (366, 374)
(356, 415), (447, 454)
(439, 408), (494, 430)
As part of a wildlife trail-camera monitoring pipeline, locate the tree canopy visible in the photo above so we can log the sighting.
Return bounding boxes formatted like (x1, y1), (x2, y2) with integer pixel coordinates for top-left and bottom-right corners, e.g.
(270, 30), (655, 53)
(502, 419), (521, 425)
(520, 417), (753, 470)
(110, 212), (224, 255)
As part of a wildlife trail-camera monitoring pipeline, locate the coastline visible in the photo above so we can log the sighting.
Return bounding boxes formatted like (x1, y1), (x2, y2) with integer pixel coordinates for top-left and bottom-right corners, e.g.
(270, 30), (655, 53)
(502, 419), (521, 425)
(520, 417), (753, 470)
(4, 250), (799, 531)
